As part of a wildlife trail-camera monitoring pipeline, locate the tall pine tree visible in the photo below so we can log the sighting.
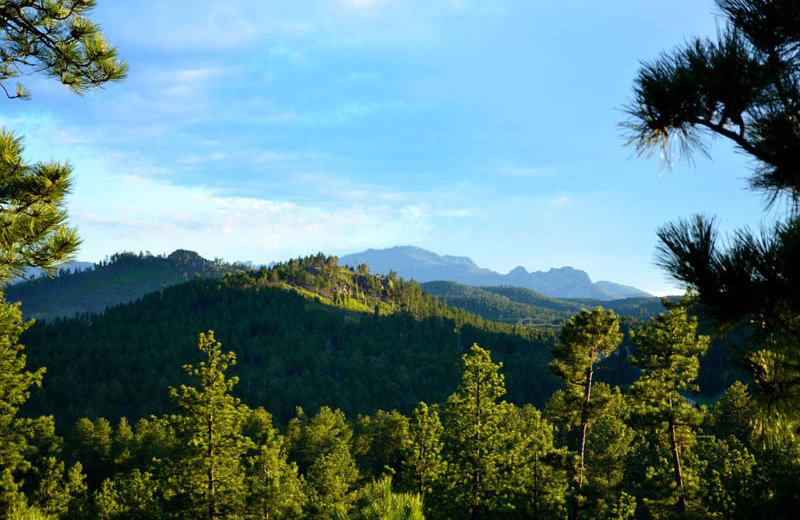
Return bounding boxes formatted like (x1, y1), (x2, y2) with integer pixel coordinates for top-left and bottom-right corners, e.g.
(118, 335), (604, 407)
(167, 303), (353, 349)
(549, 308), (622, 520)
(163, 331), (253, 520)
(628, 299), (709, 517)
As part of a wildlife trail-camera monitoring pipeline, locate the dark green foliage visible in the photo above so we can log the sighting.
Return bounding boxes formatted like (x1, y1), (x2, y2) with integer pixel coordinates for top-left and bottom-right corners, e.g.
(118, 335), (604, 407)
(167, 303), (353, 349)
(349, 476), (424, 520)
(627, 299), (710, 517)
(20, 256), (559, 431)
(354, 410), (410, 479)
(624, 0), (800, 425)
(422, 282), (669, 329)
(162, 331), (253, 520)
(6, 249), (243, 321)
(422, 282), (580, 328)
(0, 131), (81, 281)
(287, 407), (359, 519)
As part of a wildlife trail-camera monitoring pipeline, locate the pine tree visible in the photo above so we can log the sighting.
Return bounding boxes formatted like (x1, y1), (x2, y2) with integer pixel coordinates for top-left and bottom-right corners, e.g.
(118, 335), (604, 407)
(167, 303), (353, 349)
(243, 408), (305, 520)
(350, 476), (425, 520)
(354, 410), (410, 480)
(287, 407), (359, 520)
(622, 0), (800, 421)
(440, 345), (509, 520)
(503, 404), (568, 520)
(0, 300), (43, 511)
(401, 402), (444, 504)
(163, 331), (254, 520)
(628, 299), (710, 517)
(549, 308), (622, 520)
(93, 468), (161, 520)
(0, 2), (124, 514)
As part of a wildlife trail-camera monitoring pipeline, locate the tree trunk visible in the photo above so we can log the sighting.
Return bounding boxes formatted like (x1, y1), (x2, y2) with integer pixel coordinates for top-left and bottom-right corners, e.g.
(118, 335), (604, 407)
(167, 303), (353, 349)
(532, 452), (540, 520)
(209, 411), (216, 520)
(669, 419), (687, 515)
(472, 375), (482, 520)
(573, 361), (594, 520)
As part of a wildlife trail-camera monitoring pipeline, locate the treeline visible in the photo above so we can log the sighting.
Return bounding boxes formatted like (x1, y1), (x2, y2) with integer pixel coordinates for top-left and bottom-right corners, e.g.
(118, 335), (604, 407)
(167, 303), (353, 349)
(4, 302), (798, 519)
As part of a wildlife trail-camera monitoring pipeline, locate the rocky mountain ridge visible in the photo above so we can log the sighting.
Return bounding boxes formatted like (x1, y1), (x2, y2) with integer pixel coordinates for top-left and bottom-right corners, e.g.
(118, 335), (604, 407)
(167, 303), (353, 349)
(340, 246), (651, 300)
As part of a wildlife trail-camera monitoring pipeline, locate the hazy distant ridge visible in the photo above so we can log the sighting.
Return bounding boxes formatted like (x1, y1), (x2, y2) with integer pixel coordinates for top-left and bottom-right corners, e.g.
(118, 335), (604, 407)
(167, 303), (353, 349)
(340, 246), (650, 300)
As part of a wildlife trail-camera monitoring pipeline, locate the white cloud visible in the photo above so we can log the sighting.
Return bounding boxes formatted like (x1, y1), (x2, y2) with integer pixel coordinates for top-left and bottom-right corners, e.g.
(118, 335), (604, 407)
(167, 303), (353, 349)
(544, 195), (571, 208)
(170, 67), (224, 83)
(71, 173), (438, 264)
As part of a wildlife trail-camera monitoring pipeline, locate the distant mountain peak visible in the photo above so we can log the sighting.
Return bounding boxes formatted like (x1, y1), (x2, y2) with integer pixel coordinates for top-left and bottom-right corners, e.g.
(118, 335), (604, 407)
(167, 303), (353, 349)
(508, 266), (528, 276)
(167, 249), (202, 262)
(340, 246), (650, 300)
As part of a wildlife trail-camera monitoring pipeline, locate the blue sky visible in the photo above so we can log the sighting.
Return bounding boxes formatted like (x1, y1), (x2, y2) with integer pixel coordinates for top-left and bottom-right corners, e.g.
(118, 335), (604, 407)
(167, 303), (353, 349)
(0, 0), (780, 295)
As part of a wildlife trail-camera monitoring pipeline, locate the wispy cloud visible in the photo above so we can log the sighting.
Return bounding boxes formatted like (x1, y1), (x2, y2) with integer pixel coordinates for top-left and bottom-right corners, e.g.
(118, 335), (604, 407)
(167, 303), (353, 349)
(498, 163), (555, 178)
(178, 152), (229, 164)
(71, 173), (440, 263)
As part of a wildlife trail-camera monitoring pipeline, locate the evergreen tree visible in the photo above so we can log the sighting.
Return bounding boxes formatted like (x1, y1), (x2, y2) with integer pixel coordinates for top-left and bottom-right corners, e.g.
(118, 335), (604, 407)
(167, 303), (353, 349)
(163, 331), (253, 520)
(287, 407), (359, 520)
(349, 476), (425, 520)
(440, 345), (509, 520)
(622, 0), (800, 418)
(354, 410), (410, 480)
(503, 404), (567, 520)
(0, 0), (126, 99)
(0, 300), (43, 511)
(0, 2), (124, 514)
(243, 408), (305, 520)
(401, 402), (444, 504)
(549, 308), (622, 520)
(695, 436), (760, 520)
(93, 469), (161, 520)
(628, 299), (710, 517)
(707, 381), (757, 447)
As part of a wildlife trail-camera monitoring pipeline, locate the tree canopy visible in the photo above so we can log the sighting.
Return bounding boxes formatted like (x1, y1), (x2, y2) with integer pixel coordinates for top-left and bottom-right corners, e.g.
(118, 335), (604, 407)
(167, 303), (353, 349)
(623, 0), (800, 417)
(0, 1), (124, 516)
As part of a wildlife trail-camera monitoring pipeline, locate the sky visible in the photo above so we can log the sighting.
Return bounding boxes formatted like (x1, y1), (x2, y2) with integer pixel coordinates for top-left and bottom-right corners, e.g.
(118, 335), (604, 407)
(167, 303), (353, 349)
(0, 0), (784, 295)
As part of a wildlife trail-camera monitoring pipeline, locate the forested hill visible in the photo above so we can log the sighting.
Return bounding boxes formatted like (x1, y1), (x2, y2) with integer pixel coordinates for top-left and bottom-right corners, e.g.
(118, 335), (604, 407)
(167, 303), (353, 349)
(5, 249), (242, 320)
(421, 281), (668, 328)
(22, 254), (573, 431)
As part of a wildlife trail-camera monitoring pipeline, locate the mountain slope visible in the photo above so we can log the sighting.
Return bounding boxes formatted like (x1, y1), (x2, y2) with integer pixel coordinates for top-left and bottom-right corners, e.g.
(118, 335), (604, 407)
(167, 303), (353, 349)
(595, 280), (651, 299)
(5, 250), (243, 321)
(21, 254), (561, 431)
(341, 246), (650, 300)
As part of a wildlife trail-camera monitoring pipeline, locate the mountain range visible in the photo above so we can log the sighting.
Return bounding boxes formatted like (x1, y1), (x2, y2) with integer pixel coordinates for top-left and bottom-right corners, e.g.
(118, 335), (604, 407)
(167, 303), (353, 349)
(340, 246), (651, 300)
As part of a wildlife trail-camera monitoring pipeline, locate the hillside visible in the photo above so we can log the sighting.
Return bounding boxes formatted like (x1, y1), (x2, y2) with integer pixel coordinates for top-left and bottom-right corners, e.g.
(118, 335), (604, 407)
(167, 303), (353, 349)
(420, 281), (581, 328)
(340, 245), (652, 299)
(15, 252), (741, 433)
(422, 281), (668, 326)
(21, 254), (569, 431)
(5, 249), (244, 321)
